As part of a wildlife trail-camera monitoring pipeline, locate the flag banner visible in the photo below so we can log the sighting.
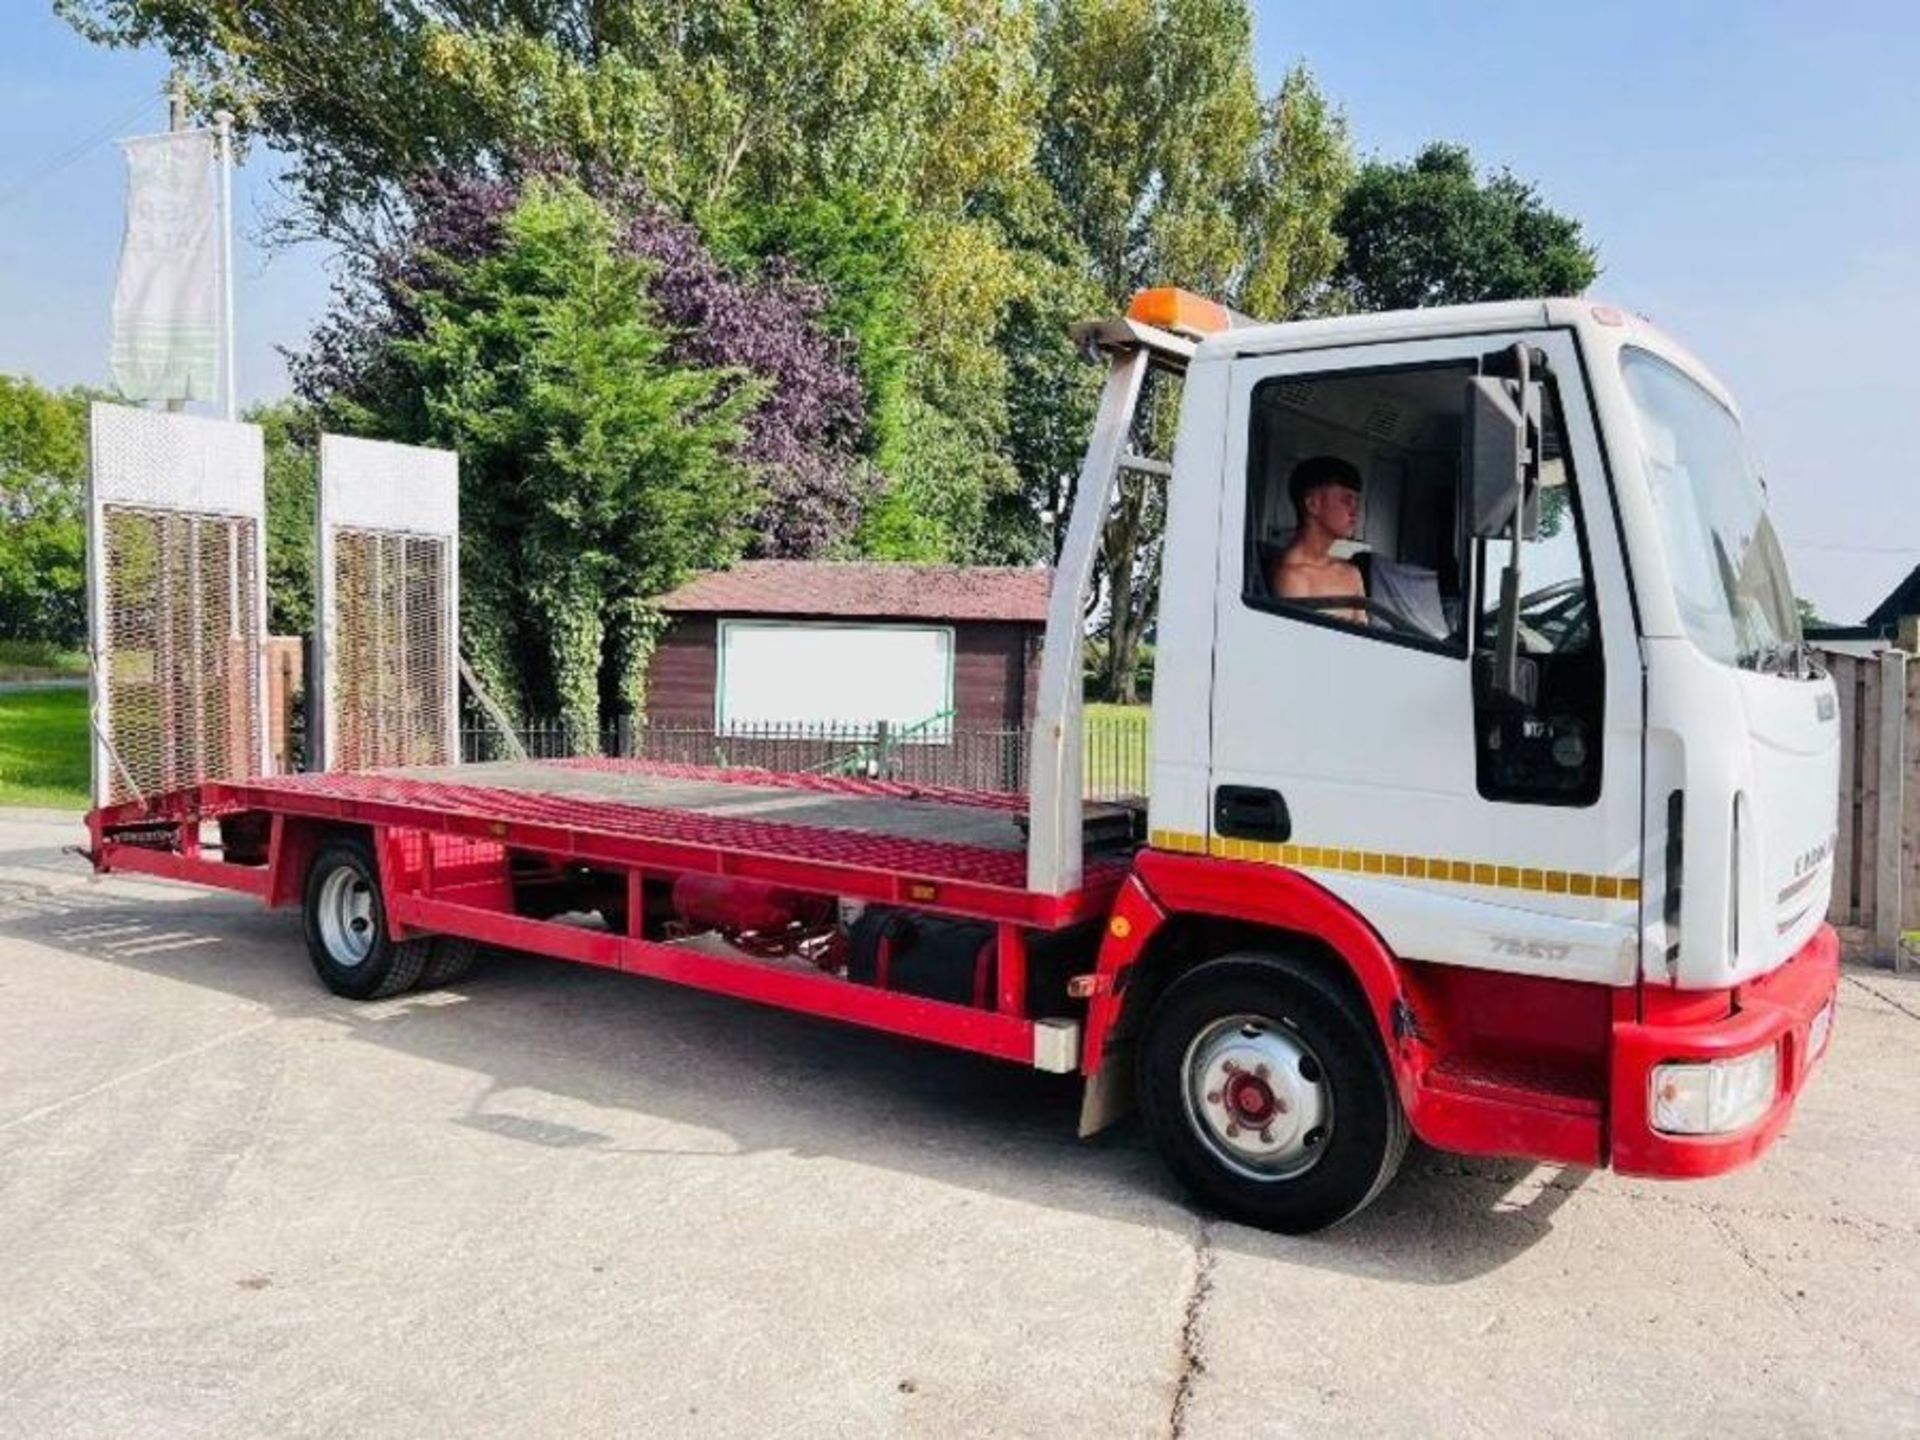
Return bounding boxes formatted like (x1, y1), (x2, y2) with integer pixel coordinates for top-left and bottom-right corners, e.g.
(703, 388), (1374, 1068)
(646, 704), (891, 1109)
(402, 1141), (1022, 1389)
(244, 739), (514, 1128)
(110, 130), (219, 402)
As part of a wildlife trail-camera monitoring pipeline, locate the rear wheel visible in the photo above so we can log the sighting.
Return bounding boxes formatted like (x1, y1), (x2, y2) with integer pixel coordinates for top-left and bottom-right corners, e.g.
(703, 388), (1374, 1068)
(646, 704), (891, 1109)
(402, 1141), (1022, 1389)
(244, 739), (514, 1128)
(1137, 951), (1407, 1233)
(302, 836), (431, 1000)
(418, 936), (480, 988)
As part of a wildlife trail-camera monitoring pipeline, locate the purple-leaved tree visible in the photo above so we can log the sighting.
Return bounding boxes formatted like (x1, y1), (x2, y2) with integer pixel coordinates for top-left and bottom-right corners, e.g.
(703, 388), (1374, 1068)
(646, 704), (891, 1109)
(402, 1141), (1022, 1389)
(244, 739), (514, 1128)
(298, 167), (874, 558)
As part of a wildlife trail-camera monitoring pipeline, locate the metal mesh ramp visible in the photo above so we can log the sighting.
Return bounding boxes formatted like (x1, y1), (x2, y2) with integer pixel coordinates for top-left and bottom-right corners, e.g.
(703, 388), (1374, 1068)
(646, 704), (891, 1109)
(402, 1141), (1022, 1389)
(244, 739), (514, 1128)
(316, 435), (459, 771)
(87, 404), (267, 807)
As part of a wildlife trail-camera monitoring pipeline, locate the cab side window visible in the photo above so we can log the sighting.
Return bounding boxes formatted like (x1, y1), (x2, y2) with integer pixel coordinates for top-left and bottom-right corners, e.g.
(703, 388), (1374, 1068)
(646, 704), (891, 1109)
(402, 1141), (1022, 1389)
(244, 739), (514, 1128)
(1243, 363), (1474, 655)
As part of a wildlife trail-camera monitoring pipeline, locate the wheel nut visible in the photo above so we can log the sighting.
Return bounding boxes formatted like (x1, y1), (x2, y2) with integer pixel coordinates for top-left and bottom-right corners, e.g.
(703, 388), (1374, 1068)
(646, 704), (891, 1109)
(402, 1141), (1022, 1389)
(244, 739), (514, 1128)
(1205, 1090), (1222, 1105)
(1259, 1128), (1273, 1144)
(1255, 1063), (1270, 1080)
(1225, 1123), (1241, 1138)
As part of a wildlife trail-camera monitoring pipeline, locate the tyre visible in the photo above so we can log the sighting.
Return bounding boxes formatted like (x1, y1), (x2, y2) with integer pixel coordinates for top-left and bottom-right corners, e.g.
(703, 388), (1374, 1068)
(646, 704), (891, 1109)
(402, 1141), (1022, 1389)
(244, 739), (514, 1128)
(418, 935), (480, 988)
(1137, 950), (1408, 1234)
(301, 836), (432, 1000)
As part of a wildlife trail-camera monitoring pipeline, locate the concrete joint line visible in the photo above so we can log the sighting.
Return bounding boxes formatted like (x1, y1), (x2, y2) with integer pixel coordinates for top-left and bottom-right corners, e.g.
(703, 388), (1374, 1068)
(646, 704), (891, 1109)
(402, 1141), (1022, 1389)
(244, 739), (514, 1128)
(0, 1016), (278, 1135)
(1168, 1219), (1216, 1438)
(1704, 1208), (1809, 1318)
(1844, 973), (1920, 1026)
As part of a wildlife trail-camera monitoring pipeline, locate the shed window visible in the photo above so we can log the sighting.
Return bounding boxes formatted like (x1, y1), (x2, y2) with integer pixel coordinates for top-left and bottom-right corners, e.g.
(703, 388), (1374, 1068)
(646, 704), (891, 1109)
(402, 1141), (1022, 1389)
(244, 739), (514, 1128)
(716, 621), (954, 739)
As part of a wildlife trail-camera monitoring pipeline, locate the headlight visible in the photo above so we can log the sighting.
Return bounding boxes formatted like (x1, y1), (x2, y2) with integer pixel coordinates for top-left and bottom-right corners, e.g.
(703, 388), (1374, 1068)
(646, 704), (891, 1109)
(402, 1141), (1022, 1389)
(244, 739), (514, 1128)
(1650, 1045), (1779, 1135)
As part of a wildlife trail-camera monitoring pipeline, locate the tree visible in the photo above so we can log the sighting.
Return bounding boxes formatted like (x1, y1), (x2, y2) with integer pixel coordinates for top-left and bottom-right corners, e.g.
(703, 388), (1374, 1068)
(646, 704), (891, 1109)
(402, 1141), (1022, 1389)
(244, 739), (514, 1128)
(1035, 0), (1351, 700)
(0, 376), (90, 647)
(58, 0), (1040, 246)
(1334, 142), (1599, 312)
(250, 399), (318, 637)
(300, 166), (874, 563)
(713, 189), (914, 473)
(62, 0), (1049, 568)
(306, 179), (761, 733)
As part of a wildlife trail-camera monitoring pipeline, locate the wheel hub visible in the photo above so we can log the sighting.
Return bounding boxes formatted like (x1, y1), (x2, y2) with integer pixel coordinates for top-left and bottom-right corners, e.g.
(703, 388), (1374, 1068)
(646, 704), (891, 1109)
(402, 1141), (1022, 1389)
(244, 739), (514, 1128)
(1183, 1014), (1331, 1180)
(316, 866), (377, 967)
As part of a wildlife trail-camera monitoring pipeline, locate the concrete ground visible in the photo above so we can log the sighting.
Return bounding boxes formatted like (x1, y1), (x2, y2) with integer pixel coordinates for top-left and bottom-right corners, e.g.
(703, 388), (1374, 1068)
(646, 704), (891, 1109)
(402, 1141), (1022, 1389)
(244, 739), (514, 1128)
(1, 807), (1916, 1439)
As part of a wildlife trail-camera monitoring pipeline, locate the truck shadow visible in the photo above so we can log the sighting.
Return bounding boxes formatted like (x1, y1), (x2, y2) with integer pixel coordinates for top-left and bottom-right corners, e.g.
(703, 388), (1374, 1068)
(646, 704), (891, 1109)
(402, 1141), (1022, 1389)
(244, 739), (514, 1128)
(0, 871), (1588, 1284)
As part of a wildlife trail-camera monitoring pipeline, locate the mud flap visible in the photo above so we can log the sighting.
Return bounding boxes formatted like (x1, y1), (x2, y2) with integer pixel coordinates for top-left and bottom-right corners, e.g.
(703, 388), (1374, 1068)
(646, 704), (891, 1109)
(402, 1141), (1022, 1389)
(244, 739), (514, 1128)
(1078, 1038), (1137, 1137)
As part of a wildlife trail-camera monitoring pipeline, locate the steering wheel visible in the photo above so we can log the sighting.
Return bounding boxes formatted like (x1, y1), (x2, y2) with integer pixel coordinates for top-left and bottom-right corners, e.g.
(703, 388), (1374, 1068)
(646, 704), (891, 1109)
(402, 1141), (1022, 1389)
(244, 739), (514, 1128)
(1285, 593), (1432, 638)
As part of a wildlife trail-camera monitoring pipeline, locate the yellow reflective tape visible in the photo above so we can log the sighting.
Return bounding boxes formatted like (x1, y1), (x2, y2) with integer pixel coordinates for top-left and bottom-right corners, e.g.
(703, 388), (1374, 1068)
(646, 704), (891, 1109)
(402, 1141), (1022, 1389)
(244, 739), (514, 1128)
(1143, 830), (1635, 903)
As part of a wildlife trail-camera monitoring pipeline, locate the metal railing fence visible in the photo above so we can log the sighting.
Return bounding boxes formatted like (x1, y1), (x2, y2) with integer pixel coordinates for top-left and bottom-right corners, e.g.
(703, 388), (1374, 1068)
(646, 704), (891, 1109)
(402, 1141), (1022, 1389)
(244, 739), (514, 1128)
(456, 707), (1152, 801)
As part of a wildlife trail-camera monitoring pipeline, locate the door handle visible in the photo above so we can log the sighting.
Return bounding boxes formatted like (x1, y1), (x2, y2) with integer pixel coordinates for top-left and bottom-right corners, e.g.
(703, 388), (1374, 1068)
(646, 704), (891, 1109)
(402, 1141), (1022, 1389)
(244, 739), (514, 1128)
(1214, 785), (1292, 842)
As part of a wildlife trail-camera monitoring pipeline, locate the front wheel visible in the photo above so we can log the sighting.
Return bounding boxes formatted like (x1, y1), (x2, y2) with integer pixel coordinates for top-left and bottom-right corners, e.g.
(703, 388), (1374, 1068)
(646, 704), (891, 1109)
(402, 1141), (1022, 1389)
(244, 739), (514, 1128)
(1137, 951), (1407, 1233)
(302, 836), (432, 1000)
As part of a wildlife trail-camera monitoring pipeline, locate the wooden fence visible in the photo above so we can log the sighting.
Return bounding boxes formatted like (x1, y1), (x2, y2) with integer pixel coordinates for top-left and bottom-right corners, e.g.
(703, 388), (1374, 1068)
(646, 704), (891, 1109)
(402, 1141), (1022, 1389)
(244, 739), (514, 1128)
(1820, 644), (1916, 970)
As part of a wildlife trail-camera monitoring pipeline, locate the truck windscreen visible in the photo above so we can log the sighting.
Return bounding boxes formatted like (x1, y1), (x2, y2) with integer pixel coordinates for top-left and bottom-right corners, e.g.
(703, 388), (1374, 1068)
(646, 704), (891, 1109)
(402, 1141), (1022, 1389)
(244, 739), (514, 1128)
(1620, 347), (1803, 670)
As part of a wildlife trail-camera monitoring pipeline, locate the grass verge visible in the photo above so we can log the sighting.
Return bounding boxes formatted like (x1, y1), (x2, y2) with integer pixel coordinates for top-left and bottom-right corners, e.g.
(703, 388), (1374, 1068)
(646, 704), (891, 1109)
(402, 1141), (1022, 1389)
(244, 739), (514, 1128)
(1085, 702), (1150, 799)
(0, 639), (87, 682)
(0, 687), (89, 809)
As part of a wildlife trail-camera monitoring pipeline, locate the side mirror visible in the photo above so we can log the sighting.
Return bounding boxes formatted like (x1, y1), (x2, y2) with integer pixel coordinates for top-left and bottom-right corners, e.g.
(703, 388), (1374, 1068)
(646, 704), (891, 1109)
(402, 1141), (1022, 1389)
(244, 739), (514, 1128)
(1465, 374), (1540, 540)
(1467, 347), (1546, 709)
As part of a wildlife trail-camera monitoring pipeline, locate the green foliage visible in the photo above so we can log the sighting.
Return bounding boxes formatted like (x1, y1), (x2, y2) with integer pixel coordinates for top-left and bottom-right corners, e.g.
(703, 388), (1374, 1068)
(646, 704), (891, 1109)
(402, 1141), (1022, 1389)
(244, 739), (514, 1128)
(1237, 65), (1356, 319)
(0, 375), (90, 648)
(863, 214), (1027, 562)
(0, 687), (89, 809)
(59, 0), (1041, 249)
(249, 398), (318, 636)
(1038, 0), (1261, 300)
(1034, 5), (1352, 700)
(325, 179), (760, 732)
(0, 640), (87, 681)
(714, 188), (914, 471)
(1334, 142), (1600, 311)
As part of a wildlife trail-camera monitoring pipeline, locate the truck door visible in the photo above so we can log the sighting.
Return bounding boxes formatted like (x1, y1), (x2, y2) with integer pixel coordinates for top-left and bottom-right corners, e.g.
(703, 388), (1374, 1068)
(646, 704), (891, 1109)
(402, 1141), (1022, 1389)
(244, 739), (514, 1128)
(1206, 330), (1644, 985)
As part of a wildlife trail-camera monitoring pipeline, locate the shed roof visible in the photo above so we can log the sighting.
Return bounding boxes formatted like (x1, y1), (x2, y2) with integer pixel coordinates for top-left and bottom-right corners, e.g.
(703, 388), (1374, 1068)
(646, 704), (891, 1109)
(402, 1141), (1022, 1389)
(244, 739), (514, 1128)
(656, 561), (1051, 624)
(1865, 563), (1920, 629)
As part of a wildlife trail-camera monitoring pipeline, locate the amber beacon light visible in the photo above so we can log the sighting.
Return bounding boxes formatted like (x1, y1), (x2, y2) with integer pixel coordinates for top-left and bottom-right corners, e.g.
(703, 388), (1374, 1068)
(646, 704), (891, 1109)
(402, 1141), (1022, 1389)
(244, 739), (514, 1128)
(1125, 286), (1233, 338)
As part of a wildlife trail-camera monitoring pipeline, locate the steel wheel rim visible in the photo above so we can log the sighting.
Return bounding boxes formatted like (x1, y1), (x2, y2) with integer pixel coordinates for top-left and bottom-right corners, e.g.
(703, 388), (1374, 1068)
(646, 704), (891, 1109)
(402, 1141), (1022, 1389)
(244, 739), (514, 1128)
(317, 865), (377, 967)
(1180, 1012), (1332, 1181)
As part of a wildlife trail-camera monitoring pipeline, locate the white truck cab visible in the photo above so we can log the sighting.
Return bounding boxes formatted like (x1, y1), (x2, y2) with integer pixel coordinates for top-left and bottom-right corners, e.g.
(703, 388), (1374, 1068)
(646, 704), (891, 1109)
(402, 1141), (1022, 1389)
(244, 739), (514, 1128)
(1040, 292), (1841, 1230)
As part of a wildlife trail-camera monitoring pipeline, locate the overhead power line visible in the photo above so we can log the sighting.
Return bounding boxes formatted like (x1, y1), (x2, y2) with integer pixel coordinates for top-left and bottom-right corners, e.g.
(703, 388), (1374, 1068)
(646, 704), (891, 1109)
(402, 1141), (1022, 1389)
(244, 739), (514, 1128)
(0, 94), (166, 213)
(1783, 538), (1920, 556)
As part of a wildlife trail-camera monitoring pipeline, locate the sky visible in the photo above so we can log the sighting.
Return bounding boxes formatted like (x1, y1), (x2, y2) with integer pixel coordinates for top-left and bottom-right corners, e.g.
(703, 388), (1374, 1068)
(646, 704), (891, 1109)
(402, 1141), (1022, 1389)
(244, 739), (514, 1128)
(1, 2), (1916, 621)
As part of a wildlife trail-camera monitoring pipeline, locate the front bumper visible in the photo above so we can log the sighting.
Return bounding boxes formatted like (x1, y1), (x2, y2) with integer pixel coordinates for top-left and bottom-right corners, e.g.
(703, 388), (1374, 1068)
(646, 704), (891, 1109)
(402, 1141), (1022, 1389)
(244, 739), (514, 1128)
(1610, 923), (1840, 1178)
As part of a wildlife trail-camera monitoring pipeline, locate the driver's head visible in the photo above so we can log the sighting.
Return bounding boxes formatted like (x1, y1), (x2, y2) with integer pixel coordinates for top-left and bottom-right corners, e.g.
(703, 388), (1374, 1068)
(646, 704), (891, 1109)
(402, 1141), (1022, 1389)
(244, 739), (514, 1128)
(1288, 455), (1363, 540)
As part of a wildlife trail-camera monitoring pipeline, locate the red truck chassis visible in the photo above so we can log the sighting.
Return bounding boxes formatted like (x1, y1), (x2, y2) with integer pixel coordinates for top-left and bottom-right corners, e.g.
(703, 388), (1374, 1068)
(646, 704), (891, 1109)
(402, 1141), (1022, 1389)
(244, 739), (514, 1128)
(87, 756), (1839, 1198)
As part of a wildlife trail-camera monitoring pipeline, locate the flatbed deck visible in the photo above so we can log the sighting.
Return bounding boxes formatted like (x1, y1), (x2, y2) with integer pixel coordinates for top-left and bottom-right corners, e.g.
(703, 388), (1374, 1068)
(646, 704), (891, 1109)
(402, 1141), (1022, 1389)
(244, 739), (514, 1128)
(92, 758), (1135, 929)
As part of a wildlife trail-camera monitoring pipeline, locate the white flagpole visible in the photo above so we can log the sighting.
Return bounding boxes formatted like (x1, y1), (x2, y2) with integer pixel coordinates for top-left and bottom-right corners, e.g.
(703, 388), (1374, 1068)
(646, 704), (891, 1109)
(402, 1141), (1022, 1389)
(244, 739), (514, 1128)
(165, 75), (187, 416)
(215, 109), (236, 420)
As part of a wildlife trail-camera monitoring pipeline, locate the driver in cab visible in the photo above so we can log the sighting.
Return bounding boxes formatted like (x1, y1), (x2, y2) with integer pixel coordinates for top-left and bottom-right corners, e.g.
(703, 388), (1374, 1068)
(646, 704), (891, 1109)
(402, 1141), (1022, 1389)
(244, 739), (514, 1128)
(1270, 455), (1366, 625)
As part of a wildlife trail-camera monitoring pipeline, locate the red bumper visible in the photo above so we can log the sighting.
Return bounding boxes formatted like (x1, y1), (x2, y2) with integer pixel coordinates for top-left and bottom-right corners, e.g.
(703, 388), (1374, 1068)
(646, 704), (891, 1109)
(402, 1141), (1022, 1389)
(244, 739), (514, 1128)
(1609, 923), (1840, 1178)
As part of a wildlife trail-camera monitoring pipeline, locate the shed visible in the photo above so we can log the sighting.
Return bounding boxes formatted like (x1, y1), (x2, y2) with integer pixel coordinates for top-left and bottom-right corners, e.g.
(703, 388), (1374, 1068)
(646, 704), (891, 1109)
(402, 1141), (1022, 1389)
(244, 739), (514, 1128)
(645, 561), (1051, 740)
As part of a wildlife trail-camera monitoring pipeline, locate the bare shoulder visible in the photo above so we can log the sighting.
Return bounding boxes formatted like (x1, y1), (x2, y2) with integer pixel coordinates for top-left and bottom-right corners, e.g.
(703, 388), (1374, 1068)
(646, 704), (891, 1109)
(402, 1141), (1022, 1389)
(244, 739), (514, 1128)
(1271, 549), (1313, 597)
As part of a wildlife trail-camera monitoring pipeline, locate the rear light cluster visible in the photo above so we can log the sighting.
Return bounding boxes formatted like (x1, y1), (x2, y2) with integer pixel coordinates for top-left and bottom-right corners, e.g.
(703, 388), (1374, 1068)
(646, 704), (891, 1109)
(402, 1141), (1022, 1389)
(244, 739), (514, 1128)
(1650, 1045), (1780, 1135)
